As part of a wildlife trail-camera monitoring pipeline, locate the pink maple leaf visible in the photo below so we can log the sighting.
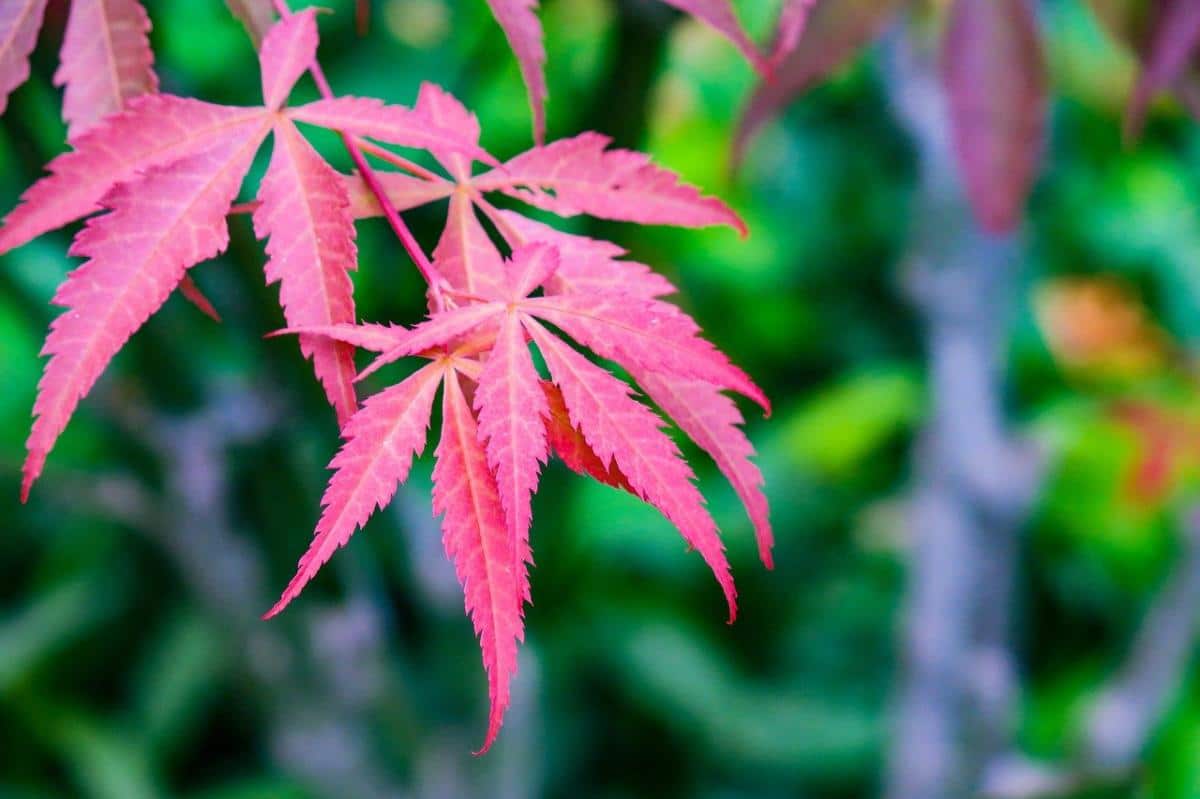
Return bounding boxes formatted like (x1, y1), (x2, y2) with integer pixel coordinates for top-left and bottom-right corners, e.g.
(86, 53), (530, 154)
(473, 247), (558, 610)
(474, 131), (748, 234)
(24, 131), (269, 500)
(660, 0), (768, 73)
(522, 292), (769, 411)
(55, 0), (158, 138)
(433, 192), (509, 301)
(488, 210), (677, 298)
(346, 85), (744, 315)
(541, 380), (634, 492)
(435, 368), (524, 754)
(2, 0), (159, 138)
(633, 371), (772, 568)
(254, 118), (360, 425)
(307, 85), (769, 635)
(526, 321), (738, 621)
(269, 239), (769, 745)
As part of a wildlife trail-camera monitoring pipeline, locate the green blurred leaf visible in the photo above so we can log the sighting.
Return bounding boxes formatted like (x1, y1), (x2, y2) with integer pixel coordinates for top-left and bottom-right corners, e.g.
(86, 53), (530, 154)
(52, 716), (159, 799)
(782, 366), (922, 477)
(0, 575), (122, 694)
(619, 620), (881, 776)
(1035, 400), (1172, 584)
(134, 613), (228, 756)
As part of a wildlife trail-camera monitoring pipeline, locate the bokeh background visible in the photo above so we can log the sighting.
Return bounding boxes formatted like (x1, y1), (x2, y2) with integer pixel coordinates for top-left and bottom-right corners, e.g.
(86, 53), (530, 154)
(3, 0), (1200, 797)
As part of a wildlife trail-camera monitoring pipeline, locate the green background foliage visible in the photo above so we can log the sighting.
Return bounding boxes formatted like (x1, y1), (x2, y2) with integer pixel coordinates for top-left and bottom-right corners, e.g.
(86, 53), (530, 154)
(2, 0), (1200, 796)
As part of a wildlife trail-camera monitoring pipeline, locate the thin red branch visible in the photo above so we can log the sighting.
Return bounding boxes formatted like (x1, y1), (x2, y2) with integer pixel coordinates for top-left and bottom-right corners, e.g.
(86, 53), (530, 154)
(355, 139), (443, 181)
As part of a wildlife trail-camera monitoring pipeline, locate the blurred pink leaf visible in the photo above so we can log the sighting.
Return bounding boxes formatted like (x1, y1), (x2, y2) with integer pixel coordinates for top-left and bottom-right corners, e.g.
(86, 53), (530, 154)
(734, 0), (902, 166)
(225, 0), (275, 44)
(942, 0), (1048, 233)
(1125, 0), (1200, 137)
(659, 0), (768, 73)
(767, 0), (817, 70)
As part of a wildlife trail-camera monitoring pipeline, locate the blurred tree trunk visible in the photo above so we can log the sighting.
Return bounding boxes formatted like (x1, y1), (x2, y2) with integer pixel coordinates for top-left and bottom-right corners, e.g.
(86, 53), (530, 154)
(882, 21), (1041, 799)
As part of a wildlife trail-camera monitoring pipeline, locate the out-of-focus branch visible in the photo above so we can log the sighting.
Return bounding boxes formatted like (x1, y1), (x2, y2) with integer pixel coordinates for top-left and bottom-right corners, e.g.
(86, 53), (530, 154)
(981, 504), (1200, 799)
(61, 378), (544, 796)
(1082, 506), (1200, 768)
(55, 381), (411, 799)
(882, 22), (1042, 799)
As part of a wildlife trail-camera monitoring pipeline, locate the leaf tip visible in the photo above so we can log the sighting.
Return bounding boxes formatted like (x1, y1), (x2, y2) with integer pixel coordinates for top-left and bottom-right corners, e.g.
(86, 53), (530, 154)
(745, 384), (771, 417)
(262, 596), (291, 621)
(179, 276), (222, 322)
(20, 451), (44, 504)
(0, 221), (25, 258)
(719, 572), (738, 625)
(473, 705), (507, 756)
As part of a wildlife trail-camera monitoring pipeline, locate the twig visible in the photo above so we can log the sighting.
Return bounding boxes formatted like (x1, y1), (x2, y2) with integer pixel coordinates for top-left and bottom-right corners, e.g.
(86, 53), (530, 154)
(56, 380), (411, 799)
(356, 139), (444, 181)
(1083, 506), (1200, 767)
(981, 505), (1200, 798)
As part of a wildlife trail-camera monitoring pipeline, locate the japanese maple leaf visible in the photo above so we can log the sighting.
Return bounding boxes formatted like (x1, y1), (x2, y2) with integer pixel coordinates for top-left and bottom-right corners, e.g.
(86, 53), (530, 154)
(767, 0), (817, 70)
(0, 0), (157, 137)
(482, 0), (767, 141)
(1092, 0), (1200, 138)
(268, 239), (770, 750)
(942, 0), (1047, 234)
(734, 0), (903, 165)
(340, 83), (771, 564)
(6, 10), (491, 500)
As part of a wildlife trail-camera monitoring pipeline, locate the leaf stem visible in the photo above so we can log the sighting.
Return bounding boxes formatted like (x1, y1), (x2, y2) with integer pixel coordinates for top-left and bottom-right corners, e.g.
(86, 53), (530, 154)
(272, 0), (447, 311)
(355, 139), (443, 181)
